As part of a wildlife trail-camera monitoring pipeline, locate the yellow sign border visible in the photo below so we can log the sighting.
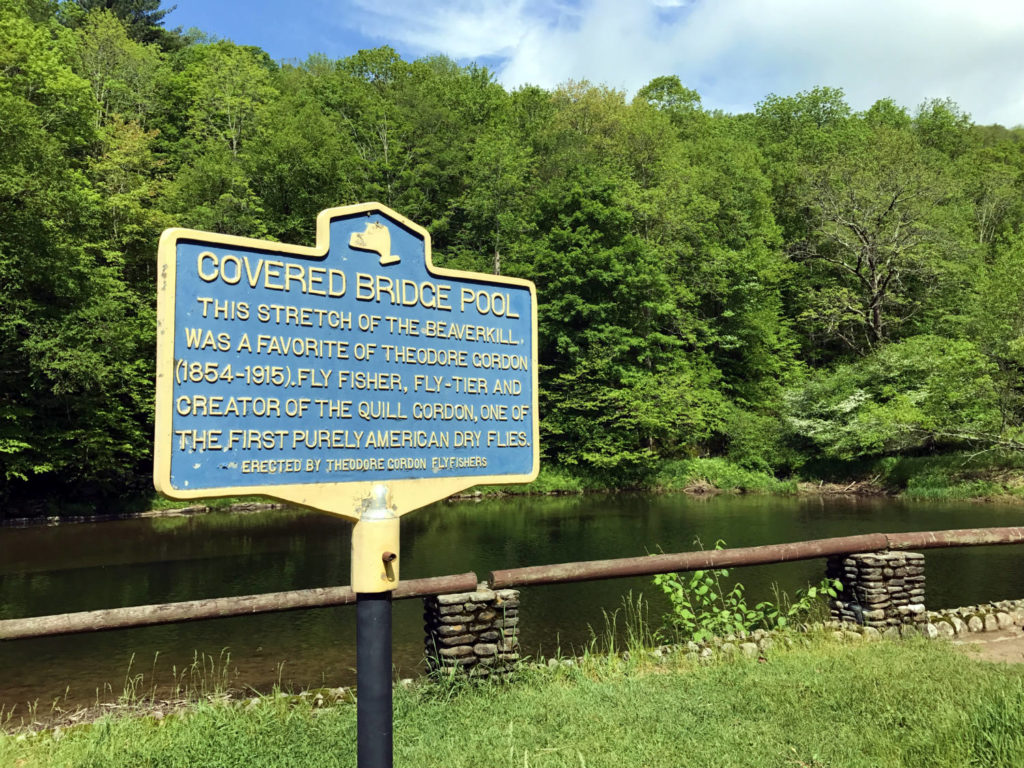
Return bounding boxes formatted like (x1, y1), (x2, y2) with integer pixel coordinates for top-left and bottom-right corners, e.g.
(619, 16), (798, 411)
(154, 202), (540, 521)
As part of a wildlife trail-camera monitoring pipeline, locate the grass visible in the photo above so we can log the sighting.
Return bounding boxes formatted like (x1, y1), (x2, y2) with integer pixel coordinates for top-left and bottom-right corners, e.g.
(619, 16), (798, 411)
(652, 458), (799, 495)
(800, 450), (1024, 501)
(465, 464), (594, 497)
(469, 459), (799, 499)
(4, 637), (1024, 767)
(586, 591), (657, 657)
(132, 450), (1024, 503)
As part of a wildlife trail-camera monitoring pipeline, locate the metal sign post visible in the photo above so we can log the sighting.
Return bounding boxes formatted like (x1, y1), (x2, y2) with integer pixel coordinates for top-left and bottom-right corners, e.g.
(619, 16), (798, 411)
(353, 485), (398, 767)
(153, 202), (538, 765)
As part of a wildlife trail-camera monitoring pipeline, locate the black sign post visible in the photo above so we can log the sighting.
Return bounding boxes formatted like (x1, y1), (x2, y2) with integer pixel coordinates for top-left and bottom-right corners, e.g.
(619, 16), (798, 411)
(357, 590), (393, 767)
(352, 486), (399, 768)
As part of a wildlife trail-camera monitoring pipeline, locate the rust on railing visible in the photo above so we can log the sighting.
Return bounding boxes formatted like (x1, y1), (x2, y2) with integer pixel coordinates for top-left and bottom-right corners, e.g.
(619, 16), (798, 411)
(488, 527), (1024, 588)
(884, 527), (1024, 550)
(0, 572), (479, 640)
(5, 525), (1024, 641)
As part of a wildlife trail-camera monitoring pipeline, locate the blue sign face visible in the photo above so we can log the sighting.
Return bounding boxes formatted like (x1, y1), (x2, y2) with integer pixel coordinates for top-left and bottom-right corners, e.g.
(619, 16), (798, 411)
(154, 204), (537, 512)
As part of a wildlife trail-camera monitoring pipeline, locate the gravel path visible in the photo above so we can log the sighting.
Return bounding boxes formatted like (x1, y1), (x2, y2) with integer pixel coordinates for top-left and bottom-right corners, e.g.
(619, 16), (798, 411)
(955, 627), (1024, 663)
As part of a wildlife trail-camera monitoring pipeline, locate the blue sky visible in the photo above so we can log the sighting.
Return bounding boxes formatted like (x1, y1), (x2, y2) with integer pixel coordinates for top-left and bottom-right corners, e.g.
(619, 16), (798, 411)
(164, 0), (1024, 126)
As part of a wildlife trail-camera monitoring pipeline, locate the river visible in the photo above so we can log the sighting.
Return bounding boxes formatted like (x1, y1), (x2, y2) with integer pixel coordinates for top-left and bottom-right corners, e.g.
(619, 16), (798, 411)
(3, 492), (1024, 711)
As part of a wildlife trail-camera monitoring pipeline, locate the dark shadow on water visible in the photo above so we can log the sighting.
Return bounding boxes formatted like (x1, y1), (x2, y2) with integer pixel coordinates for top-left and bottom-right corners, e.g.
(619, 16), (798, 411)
(2, 493), (1024, 710)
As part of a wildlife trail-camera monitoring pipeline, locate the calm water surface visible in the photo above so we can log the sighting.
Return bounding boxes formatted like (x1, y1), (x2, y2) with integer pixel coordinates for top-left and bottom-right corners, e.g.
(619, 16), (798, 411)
(3, 493), (1024, 710)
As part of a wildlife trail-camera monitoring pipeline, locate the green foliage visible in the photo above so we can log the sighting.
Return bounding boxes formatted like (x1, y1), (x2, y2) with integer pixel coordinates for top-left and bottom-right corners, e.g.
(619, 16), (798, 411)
(6, 1), (1024, 507)
(876, 452), (1024, 500)
(652, 540), (839, 642)
(786, 335), (1001, 460)
(0, 0), (153, 501)
(67, 0), (179, 47)
(652, 458), (797, 494)
(467, 464), (590, 496)
(795, 450), (1024, 499)
(914, 97), (975, 159)
(722, 404), (803, 473)
(792, 123), (968, 356)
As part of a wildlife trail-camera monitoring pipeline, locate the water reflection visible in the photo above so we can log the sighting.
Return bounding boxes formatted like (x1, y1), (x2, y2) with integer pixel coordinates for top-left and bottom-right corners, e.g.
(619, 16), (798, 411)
(2, 494), (1023, 710)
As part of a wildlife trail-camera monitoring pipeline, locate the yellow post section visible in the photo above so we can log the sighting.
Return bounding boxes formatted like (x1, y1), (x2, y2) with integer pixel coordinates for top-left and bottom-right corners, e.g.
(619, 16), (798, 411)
(351, 485), (400, 593)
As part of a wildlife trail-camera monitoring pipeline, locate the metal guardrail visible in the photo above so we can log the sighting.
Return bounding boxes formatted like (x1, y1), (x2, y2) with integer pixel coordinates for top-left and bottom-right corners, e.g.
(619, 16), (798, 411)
(0, 572), (479, 640)
(490, 527), (1024, 587)
(3, 526), (1024, 641)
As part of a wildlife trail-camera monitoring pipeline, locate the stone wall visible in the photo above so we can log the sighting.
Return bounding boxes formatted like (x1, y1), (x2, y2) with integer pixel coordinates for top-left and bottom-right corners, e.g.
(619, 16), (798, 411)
(927, 600), (1023, 637)
(827, 551), (926, 631)
(423, 587), (520, 678)
(421, 553), (1024, 681)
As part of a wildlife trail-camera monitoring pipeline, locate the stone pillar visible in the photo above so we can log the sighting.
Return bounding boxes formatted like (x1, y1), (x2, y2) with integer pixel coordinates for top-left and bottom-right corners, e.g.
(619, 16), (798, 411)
(424, 587), (520, 678)
(827, 552), (926, 631)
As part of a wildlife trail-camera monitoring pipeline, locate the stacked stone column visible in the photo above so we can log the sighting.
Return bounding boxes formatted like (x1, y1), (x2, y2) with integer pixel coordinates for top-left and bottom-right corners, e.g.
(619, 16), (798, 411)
(424, 587), (520, 678)
(827, 551), (926, 631)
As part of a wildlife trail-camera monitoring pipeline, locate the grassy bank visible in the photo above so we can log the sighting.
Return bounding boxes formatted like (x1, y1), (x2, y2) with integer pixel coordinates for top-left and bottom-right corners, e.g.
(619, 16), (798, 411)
(3, 638), (1024, 767)
(473, 458), (799, 498)
(10, 449), (1024, 524)
(10, 460), (795, 522)
(474, 451), (1024, 501)
(799, 450), (1024, 501)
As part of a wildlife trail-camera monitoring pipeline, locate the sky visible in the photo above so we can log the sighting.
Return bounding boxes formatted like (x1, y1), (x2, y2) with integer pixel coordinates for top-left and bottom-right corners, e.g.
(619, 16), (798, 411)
(164, 0), (1024, 127)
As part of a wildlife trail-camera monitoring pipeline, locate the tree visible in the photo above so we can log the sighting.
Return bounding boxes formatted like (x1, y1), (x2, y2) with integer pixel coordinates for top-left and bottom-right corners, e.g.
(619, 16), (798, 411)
(443, 126), (535, 276)
(181, 40), (276, 158)
(159, 40), (277, 236)
(633, 74), (705, 138)
(863, 98), (910, 130)
(89, 116), (168, 286)
(528, 177), (728, 471)
(966, 232), (1024, 435)
(790, 123), (957, 355)
(67, 0), (179, 47)
(914, 97), (974, 160)
(332, 47), (412, 209)
(71, 8), (164, 127)
(753, 87), (852, 248)
(0, 0), (153, 500)
(244, 61), (364, 244)
(957, 141), (1024, 248)
(786, 335), (1001, 459)
(162, 144), (268, 236)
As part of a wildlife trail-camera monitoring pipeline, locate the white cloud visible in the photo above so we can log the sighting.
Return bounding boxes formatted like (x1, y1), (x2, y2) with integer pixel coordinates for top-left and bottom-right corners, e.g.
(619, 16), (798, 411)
(343, 0), (1024, 125)
(345, 0), (553, 60)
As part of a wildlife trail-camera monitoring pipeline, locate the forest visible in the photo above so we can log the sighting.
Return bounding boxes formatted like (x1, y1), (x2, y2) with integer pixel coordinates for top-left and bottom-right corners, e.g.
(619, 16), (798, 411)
(5, 0), (1024, 512)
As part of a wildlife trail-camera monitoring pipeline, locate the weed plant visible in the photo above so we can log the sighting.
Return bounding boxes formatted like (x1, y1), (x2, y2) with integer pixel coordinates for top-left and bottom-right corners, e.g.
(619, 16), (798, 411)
(587, 591), (657, 660)
(652, 540), (840, 643)
(3, 649), (243, 733)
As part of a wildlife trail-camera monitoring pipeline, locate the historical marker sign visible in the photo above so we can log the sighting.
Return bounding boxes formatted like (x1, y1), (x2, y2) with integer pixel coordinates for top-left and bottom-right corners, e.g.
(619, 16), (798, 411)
(154, 203), (538, 519)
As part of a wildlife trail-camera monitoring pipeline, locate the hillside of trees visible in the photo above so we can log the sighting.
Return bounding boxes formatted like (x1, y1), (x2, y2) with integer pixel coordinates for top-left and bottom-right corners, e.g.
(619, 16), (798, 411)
(5, 0), (1024, 511)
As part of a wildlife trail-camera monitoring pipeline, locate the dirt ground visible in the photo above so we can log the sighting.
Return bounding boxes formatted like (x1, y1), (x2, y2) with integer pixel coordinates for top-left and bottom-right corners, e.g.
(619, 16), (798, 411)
(954, 627), (1024, 663)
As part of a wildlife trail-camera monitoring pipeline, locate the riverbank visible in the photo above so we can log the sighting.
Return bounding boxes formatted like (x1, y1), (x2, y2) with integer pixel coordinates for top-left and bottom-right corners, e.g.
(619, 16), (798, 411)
(485, 452), (1024, 504)
(4, 636), (1024, 767)
(6, 450), (1024, 526)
